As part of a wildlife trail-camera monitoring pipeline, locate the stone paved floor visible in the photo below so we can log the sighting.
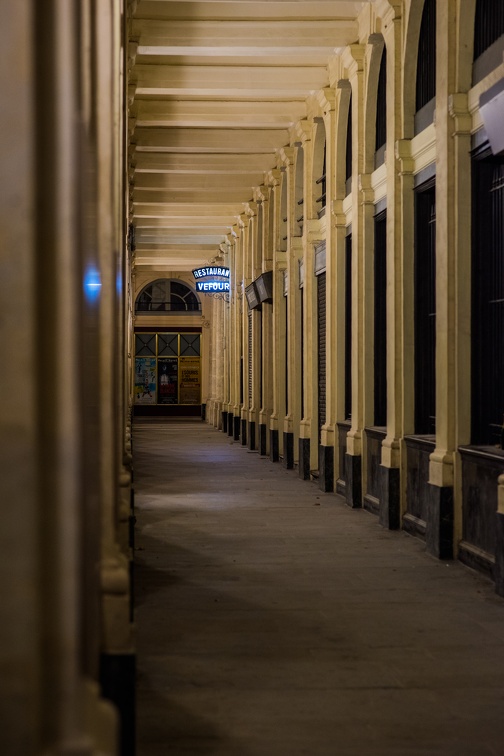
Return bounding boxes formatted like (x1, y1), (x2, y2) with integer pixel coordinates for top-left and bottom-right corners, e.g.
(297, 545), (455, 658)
(134, 419), (504, 756)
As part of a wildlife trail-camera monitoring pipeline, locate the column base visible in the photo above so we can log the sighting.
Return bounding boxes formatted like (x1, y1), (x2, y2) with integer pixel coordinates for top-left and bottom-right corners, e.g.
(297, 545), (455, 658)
(201, 403), (206, 422)
(241, 419), (247, 446)
(221, 411), (228, 433)
(270, 429), (279, 462)
(227, 412), (234, 437)
(379, 465), (400, 530)
(259, 423), (267, 456)
(319, 445), (334, 493)
(299, 438), (310, 480)
(345, 453), (362, 508)
(426, 484), (454, 559)
(99, 653), (136, 756)
(233, 415), (240, 441)
(283, 432), (294, 469)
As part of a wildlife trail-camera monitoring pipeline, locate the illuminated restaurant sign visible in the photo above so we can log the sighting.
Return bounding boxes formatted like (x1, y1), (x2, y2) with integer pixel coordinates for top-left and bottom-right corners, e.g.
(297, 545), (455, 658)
(192, 266), (231, 293)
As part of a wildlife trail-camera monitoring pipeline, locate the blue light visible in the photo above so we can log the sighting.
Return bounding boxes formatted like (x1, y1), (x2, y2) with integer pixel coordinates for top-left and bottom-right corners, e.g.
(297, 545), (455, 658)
(84, 266), (102, 303)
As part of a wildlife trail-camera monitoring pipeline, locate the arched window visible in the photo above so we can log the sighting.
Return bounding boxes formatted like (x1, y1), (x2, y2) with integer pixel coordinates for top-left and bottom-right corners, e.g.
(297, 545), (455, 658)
(345, 94), (353, 195)
(136, 279), (201, 313)
(415, 0), (436, 134)
(280, 172), (288, 251)
(295, 147), (304, 236)
(313, 120), (327, 217)
(375, 47), (387, 168)
(473, 0), (504, 83)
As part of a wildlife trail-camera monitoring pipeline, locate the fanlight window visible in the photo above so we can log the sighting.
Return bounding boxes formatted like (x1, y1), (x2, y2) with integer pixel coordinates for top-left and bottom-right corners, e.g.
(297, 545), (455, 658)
(136, 279), (201, 313)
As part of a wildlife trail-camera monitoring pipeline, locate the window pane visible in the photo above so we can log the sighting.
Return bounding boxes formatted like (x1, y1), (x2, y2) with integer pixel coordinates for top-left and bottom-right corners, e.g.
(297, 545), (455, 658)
(158, 333), (178, 356)
(180, 334), (200, 356)
(135, 334), (156, 356)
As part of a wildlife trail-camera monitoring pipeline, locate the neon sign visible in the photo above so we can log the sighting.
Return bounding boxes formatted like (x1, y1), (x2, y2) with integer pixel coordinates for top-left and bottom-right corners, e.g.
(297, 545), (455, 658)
(192, 266), (230, 293)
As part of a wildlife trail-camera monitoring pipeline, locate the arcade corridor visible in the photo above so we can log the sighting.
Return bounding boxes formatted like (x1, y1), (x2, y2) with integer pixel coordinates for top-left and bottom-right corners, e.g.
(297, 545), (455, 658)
(134, 420), (504, 756)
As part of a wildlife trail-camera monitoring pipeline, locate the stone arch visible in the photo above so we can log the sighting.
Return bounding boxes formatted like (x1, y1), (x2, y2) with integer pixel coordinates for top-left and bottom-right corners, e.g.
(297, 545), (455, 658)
(334, 79), (352, 200)
(363, 33), (386, 175)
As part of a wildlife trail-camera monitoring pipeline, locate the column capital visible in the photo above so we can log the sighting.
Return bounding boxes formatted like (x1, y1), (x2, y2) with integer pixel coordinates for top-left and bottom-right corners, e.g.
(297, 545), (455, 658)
(375, 0), (404, 26)
(330, 199), (347, 227)
(449, 92), (472, 136)
(278, 146), (295, 166)
(266, 168), (282, 187)
(341, 44), (366, 78)
(290, 119), (312, 146)
(395, 138), (414, 174)
(316, 87), (336, 114)
(358, 173), (375, 204)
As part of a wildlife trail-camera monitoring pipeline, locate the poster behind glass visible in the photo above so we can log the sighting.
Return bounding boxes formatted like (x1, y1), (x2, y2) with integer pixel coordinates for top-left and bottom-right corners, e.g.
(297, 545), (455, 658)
(135, 357), (157, 404)
(179, 356), (201, 404)
(157, 357), (178, 404)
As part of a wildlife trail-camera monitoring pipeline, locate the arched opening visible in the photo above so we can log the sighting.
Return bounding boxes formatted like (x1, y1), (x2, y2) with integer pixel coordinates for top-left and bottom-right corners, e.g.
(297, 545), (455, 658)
(135, 279), (201, 313)
(294, 147), (304, 236)
(312, 120), (327, 218)
(375, 46), (387, 168)
(473, 0), (504, 83)
(415, 0), (436, 134)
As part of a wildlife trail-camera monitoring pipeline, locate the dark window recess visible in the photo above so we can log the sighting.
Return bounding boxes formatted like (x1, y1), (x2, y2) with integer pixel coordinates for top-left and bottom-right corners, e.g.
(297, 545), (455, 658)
(317, 272), (327, 438)
(300, 288), (305, 420)
(240, 356), (244, 405)
(316, 142), (327, 214)
(297, 199), (304, 236)
(345, 95), (353, 195)
(345, 234), (352, 421)
(285, 295), (289, 416)
(375, 48), (387, 153)
(472, 156), (504, 446)
(259, 311), (263, 409)
(474, 0), (504, 60)
(374, 211), (387, 426)
(415, 0), (436, 113)
(414, 182), (436, 434)
(248, 313), (253, 406)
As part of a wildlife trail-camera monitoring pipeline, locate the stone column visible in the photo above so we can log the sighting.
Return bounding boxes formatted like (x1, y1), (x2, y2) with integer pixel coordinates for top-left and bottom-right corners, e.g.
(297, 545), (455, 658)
(426, 0), (472, 559)
(341, 44), (366, 508)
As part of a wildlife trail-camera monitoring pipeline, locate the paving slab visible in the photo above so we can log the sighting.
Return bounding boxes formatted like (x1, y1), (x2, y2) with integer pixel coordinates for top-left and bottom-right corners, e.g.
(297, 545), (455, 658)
(134, 420), (504, 756)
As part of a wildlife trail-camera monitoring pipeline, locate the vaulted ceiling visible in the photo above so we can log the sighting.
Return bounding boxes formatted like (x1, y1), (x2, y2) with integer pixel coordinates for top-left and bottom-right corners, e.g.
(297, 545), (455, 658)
(128, 0), (369, 272)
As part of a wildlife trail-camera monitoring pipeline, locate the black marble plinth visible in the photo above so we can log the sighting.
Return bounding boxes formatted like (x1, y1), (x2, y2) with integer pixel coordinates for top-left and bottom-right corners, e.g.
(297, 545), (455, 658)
(233, 415), (240, 441)
(299, 438), (311, 480)
(100, 653), (136, 756)
(379, 465), (400, 530)
(221, 411), (228, 433)
(270, 429), (279, 462)
(241, 419), (247, 446)
(495, 512), (504, 597)
(283, 432), (294, 469)
(426, 484), (453, 560)
(227, 412), (234, 436)
(248, 421), (256, 450)
(319, 445), (334, 493)
(345, 453), (362, 508)
(259, 424), (267, 456)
